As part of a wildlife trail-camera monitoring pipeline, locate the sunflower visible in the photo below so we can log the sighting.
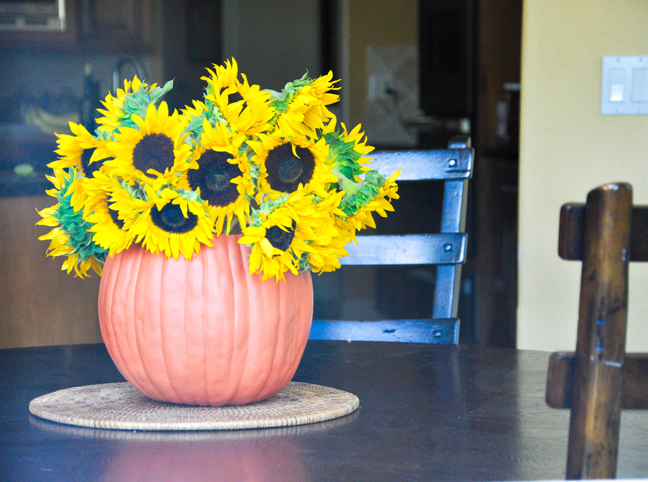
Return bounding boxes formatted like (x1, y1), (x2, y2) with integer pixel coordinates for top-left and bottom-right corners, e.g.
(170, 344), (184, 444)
(35, 61), (399, 281)
(202, 59), (275, 135)
(36, 168), (107, 277)
(180, 99), (209, 121)
(251, 131), (337, 202)
(187, 119), (253, 235)
(274, 71), (340, 139)
(202, 59), (239, 98)
(239, 191), (341, 281)
(106, 102), (193, 189)
(304, 234), (350, 274)
(96, 76), (154, 134)
(323, 118), (375, 181)
(300, 191), (350, 274)
(82, 173), (138, 256)
(50, 122), (117, 211)
(336, 170), (400, 242)
(52, 122), (114, 175)
(127, 186), (215, 260)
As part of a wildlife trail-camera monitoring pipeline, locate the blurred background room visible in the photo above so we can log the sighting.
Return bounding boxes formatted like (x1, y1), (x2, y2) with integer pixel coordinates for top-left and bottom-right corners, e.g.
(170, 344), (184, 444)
(2, 0), (647, 353)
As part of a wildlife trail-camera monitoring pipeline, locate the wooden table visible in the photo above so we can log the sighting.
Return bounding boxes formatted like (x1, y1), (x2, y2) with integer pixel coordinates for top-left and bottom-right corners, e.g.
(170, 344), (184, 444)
(2, 341), (648, 481)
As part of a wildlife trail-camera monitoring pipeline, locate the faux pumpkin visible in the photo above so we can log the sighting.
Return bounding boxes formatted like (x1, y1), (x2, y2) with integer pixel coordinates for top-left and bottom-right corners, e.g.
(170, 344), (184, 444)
(98, 234), (313, 406)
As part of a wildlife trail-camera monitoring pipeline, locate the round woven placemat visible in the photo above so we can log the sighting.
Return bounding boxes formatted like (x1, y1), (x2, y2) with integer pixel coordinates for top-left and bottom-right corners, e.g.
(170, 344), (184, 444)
(29, 382), (359, 431)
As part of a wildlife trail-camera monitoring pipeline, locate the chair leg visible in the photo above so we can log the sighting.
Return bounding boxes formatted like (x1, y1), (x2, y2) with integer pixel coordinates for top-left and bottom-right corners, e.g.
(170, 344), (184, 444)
(566, 184), (631, 479)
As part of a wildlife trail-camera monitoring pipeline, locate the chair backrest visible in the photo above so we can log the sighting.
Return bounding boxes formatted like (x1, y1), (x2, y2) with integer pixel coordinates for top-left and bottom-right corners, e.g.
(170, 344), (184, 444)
(309, 136), (474, 345)
(545, 183), (648, 479)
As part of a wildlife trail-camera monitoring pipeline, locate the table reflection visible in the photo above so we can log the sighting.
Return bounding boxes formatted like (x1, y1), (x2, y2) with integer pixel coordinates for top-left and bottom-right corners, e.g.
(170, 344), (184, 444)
(29, 411), (359, 482)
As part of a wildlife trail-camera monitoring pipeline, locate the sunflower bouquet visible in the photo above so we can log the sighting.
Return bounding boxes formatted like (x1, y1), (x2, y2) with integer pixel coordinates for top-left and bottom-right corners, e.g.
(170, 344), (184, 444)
(37, 59), (400, 281)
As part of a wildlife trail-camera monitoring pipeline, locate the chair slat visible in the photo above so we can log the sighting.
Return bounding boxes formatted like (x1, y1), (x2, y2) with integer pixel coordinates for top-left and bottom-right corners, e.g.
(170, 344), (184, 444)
(340, 233), (465, 266)
(309, 319), (459, 344)
(311, 140), (473, 346)
(559, 204), (648, 261)
(546, 351), (648, 409)
(369, 149), (473, 181)
(433, 265), (461, 319)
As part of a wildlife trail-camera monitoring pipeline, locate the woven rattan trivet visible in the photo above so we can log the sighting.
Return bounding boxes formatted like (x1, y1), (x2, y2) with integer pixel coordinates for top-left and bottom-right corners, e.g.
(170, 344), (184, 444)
(29, 381), (359, 431)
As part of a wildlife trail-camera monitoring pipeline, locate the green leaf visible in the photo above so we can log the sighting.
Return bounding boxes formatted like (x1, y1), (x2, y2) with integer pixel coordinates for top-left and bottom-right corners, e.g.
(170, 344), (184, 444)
(269, 72), (312, 119)
(48, 168), (108, 265)
(182, 115), (206, 138)
(298, 251), (312, 273)
(177, 189), (202, 203)
(259, 194), (288, 216)
(149, 79), (174, 104)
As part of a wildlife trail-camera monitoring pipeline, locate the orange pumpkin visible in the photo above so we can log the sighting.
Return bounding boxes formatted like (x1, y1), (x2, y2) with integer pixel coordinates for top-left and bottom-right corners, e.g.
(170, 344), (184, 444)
(98, 234), (313, 406)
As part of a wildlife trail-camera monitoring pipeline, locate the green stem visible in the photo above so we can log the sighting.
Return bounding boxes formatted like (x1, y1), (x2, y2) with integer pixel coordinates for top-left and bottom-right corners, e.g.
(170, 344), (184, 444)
(332, 166), (360, 197)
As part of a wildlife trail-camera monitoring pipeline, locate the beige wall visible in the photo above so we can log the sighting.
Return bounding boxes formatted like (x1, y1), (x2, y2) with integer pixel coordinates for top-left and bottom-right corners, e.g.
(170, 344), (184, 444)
(518, 0), (648, 351)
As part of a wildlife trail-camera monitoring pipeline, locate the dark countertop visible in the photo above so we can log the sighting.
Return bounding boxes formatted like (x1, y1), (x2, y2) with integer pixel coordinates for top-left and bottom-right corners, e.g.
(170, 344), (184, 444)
(2, 341), (648, 481)
(0, 169), (51, 197)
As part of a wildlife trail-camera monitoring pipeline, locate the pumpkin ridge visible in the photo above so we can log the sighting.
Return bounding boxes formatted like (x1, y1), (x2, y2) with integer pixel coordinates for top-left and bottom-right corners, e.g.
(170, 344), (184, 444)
(132, 248), (168, 400)
(245, 239), (279, 403)
(266, 270), (289, 397)
(283, 271), (310, 387)
(197, 246), (209, 405)
(124, 249), (150, 391)
(286, 274), (300, 379)
(204, 240), (229, 405)
(111, 250), (142, 389)
(99, 254), (126, 378)
(285, 273), (308, 388)
(156, 251), (185, 403)
(245, 262), (280, 403)
(299, 272), (314, 360)
(115, 249), (154, 395)
(181, 253), (201, 405)
(130, 248), (167, 402)
(206, 236), (238, 405)
(230, 235), (250, 403)
(264, 275), (282, 397)
(291, 275), (304, 365)
(278, 274), (297, 392)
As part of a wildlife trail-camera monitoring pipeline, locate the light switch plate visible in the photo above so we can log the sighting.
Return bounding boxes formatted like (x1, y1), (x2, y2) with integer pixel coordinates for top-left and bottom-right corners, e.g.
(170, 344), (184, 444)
(601, 56), (648, 115)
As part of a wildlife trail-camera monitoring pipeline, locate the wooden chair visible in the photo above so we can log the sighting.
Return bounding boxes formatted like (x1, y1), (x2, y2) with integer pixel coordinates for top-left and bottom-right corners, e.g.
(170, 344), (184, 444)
(309, 136), (474, 345)
(545, 183), (648, 479)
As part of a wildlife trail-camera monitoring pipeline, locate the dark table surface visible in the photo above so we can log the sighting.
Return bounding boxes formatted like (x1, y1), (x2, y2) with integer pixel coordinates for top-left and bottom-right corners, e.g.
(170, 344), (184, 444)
(2, 341), (648, 482)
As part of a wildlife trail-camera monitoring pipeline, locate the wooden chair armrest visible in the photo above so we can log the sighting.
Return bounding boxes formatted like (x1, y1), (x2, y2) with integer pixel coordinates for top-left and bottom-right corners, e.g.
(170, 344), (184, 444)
(546, 352), (648, 409)
(559, 204), (648, 261)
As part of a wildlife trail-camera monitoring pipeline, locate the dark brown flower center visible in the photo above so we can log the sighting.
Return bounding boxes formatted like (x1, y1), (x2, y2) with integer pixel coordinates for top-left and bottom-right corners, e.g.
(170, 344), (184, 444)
(265, 144), (315, 193)
(266, 222), (296, 252)
(80, 148), (109, 177)
(151, 203), (198, 234)
(188, 150), (241, 207)
(107, 201), (124, 229)
(219, 88), (248, 111)
(133, 133), (175, 175)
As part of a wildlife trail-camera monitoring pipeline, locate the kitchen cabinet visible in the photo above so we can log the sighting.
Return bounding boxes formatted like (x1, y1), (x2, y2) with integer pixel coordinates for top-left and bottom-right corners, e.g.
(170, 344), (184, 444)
(79, 0), (153, 52)
(0, 194), (103, 349)
(0, 0), (154, 52)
